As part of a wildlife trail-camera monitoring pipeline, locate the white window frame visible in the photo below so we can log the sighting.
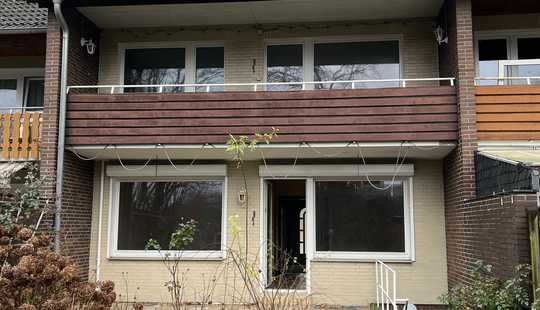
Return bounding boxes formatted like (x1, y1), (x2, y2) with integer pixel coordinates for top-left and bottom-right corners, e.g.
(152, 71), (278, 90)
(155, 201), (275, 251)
(0, 68), (45, 109)
(264, 35), (404, 86)
(107, 175), (228, 260)
(312, 177), (415, 262)
(118, 41), (224, 92)
(498, 59), (540, 80)
(259, 164), (415, 274)
(474, 29), (540, 77)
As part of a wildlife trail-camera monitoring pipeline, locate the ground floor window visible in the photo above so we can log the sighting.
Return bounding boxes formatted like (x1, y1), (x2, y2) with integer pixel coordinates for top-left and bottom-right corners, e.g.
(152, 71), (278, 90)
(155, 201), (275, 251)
(110, 179), (225, 259)
(315, 180), (405, 253)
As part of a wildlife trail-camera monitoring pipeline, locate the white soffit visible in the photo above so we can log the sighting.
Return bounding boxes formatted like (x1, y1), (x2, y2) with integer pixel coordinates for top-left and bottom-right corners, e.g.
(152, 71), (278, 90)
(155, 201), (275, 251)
(70, 142), (456, 160)
(259, 164), (414, 177)
(106, 164), (227, 177)
(78, 0), (444, 28)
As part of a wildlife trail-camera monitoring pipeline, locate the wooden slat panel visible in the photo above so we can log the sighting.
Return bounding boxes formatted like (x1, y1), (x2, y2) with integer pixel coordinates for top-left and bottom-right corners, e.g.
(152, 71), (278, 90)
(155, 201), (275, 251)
(30, 112), (41, 159)
(20, 113), (31, 159)
(10, 112), (21, 160)
(66, 87), (458, 145)
(1, 113), (10, 159)
(476, 85), (540, 141)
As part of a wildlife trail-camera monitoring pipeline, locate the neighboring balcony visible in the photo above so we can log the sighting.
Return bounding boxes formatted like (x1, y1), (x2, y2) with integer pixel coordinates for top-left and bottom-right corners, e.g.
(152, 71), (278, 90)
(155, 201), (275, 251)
(0, 110), (42, 161)
(65, 78), (457, 146)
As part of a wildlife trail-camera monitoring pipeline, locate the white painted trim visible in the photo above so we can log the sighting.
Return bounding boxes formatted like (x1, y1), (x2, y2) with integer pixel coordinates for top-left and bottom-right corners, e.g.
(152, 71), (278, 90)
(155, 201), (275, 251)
(117, 41), (225, 92)
(72, 141), (453, 150)
(264, 35), (403, 86)
(258, 164), (414, 177)
(106, 164), (227, 177)
(312, 177), (414, 262)
(107, 177), (227, 260)
(498, 59), (540, 80)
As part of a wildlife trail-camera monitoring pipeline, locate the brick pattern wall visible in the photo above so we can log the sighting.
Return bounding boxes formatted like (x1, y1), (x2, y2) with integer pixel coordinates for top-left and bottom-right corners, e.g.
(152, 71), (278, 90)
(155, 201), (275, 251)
(40, 8), (100, 279)
(460, 194), (535, 280)
(439, 0), (480, 288)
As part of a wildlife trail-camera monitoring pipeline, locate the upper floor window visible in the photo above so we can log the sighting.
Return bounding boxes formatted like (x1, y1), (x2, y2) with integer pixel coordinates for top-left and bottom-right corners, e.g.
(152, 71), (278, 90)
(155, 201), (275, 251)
(476, 34), (540, 85)
(122, 44), (224, 93)
(266, 38), (401, 91)
(0, 69), (44, 112)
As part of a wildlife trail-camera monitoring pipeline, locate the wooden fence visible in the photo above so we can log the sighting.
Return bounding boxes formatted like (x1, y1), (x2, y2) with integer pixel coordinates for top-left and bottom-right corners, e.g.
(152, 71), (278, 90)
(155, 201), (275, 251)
(0, 112), (41, 161)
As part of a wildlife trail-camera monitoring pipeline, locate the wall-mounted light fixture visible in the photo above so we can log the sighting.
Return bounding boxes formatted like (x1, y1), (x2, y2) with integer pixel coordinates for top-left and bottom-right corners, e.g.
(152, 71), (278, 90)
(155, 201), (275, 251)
(80, 37), (96, 55)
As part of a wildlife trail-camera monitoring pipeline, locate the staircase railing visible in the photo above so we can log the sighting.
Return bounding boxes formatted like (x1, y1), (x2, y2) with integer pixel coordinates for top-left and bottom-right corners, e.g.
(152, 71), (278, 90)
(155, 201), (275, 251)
(376, 260), (408, 310)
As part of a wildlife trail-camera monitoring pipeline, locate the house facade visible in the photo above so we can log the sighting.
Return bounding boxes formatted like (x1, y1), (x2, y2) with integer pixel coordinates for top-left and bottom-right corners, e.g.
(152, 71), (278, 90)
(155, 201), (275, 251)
(7, 0), (540, 308)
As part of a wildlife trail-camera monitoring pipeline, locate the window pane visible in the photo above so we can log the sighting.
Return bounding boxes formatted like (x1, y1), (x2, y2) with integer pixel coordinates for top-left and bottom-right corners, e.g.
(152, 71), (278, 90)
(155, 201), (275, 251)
(196, 47), (224, 92)
(518, 38), (540, 60)
(0, 79), (18, 110)
(477, 39), (508, 86)
(124, 48), (185, 93)
(117, 181), (223, 251)
(25, 78), (44, 108)
(314, 41), (400, 89)
(267, 44), (303, 91)
(316, 181), (405, 252)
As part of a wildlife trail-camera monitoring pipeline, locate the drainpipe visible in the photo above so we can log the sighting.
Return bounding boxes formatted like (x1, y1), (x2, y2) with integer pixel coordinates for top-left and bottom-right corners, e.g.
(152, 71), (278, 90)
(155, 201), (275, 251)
(52, 0), (69, 253)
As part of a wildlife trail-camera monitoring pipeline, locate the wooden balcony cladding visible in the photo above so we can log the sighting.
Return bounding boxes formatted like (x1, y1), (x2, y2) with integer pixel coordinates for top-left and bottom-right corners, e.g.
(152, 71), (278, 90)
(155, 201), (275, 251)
(476, 86), (540, 141)
(0, 112), (41, 161)
(66, 86), (458, 146)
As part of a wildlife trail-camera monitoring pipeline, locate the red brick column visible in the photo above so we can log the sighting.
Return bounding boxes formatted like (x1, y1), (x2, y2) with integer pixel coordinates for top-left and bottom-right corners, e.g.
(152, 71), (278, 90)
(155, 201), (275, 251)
(39, 8), (100, 279)
(439, 0), (478, 287)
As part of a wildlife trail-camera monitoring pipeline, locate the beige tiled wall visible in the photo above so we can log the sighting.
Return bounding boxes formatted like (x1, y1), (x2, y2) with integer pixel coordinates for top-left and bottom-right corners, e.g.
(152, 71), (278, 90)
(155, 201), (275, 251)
(97, 19), (439, 87)
(88, 160), (447, 306)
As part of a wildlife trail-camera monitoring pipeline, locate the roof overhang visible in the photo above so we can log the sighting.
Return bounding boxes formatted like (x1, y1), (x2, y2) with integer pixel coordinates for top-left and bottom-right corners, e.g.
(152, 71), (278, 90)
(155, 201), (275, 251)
(32, 0), (445, 28)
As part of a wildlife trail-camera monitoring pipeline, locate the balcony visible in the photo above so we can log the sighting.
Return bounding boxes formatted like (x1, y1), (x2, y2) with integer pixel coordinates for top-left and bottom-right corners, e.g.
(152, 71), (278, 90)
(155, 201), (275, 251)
(65, 79), (457, 147)
(476, 78), (540, 142)
(0, 110), (42, 161)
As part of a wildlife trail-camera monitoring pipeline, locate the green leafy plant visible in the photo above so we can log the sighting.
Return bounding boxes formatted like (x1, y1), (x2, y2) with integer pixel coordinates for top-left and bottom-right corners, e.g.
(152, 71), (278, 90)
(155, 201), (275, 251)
(226, 127), (279, 168)
(440, 261), (532, 310)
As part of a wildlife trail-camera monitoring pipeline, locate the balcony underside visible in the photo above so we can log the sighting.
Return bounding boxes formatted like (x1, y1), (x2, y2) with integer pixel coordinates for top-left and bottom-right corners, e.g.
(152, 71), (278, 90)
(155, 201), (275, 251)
(66, 86), (458, 148)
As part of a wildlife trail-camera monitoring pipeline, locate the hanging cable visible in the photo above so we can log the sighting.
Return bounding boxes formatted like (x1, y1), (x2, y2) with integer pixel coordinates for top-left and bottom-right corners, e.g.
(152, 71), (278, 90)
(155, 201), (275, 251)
(355, 141), (410, 191)
(259, 142), (302, 179)
(304, 141), (354, 158)
(114, 145), (155, 171)
(159, 143), (208, 172)
(70, 144), (112, 161)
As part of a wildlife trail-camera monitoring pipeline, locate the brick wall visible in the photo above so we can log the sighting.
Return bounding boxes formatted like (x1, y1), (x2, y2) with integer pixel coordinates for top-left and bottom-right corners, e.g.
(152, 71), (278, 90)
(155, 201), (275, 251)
(461, 194), (535, 280)
(40, 8), (100, 279)
(439, 0), (479, 288)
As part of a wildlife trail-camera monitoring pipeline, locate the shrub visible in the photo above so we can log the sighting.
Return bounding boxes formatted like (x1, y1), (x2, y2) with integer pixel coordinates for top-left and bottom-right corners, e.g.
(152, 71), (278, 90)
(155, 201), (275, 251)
(0, 165), (117, 309)
(440, 261), (532, 310)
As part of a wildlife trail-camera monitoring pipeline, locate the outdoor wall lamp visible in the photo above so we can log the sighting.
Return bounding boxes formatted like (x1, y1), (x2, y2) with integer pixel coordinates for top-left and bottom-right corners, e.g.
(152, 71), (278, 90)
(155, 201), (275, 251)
(80, 38), (96, 55)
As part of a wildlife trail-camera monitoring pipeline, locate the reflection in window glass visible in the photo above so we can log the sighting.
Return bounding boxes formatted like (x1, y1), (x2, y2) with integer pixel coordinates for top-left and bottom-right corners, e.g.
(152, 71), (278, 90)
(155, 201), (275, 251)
(314, 41), (400, 89)
(477, 39), (508, 85)
(518, 38), (540, 60)
(25, 78), (44, 108)
(196, 47), (224, 92)
(0, 79), (17, 110)
(267, 44), (303, 91)
(117, 181), (223, 251)
(124, 48), (186, 93)
(316, 180), (405, 252)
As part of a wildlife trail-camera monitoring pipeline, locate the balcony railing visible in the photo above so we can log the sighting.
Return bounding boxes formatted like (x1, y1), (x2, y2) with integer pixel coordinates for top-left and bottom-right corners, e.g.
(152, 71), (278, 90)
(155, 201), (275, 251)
(0, 110), (42, 161)
(66, 78), (457, 146)
(475, 78), (540, 141)
(67, 78), (456, 94)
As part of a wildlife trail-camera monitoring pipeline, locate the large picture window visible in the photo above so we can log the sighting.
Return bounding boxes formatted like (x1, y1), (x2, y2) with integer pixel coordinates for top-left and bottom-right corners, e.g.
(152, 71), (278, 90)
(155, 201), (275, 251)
(314, 41), (400, 89)
(122, 43), (224, 93)
(111, 179), (225, 259)
(265, 38), (401, 91)
(0, 69), (44, 112)
(316, 180), (405, 253)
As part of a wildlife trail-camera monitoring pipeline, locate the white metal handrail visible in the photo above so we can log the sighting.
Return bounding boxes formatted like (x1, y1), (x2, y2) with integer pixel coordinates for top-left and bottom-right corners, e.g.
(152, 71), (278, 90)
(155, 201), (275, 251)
(475, 76), (540, 86)
(376, 261), (407, 310)
(0, 106), (44, 113)
(66, 77), (455, 94)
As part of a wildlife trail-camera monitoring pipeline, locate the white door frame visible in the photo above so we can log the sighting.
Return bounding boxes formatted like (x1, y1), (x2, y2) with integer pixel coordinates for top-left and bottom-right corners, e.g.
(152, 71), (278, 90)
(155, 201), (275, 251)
(259, 177), (313, 293)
